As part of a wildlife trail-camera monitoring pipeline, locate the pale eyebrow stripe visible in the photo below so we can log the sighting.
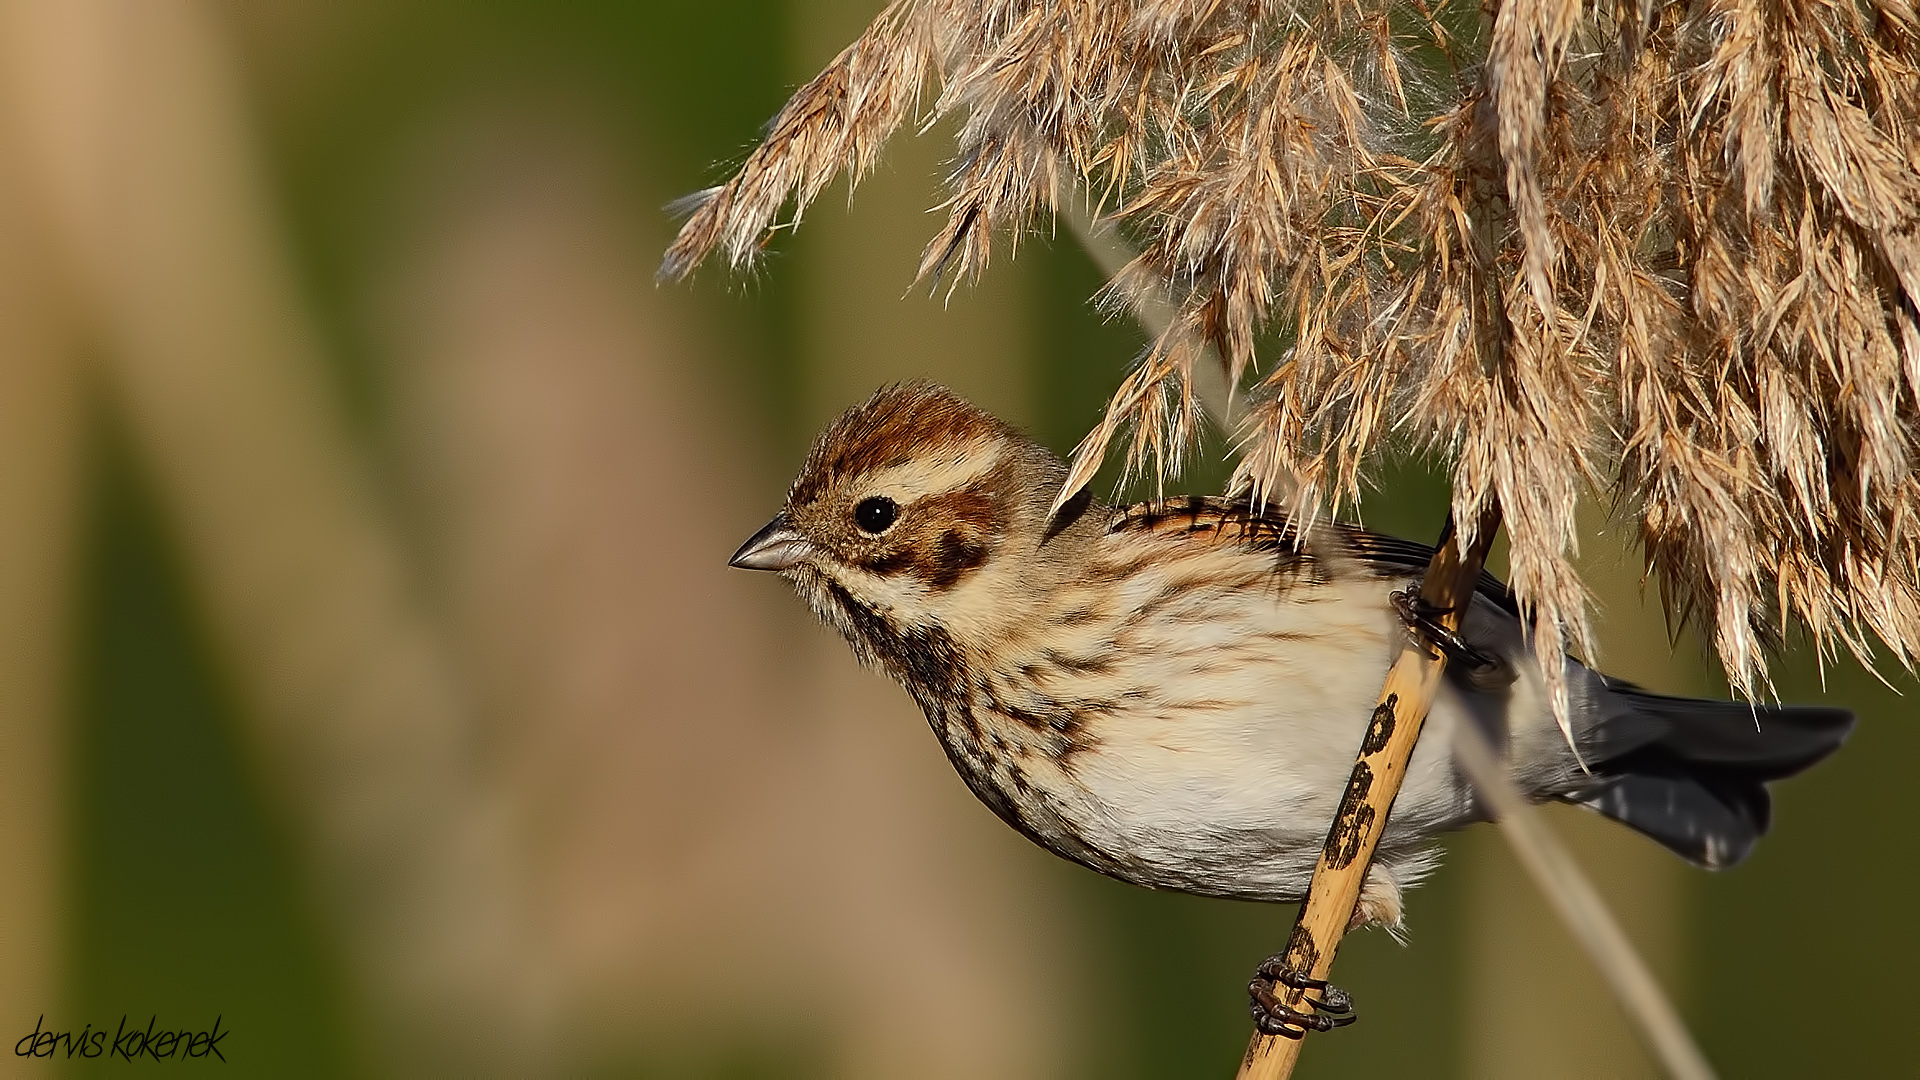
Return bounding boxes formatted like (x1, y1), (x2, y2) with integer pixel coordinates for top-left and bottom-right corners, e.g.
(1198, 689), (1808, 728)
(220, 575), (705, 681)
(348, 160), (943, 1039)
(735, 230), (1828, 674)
(862, 438), (1002, 498)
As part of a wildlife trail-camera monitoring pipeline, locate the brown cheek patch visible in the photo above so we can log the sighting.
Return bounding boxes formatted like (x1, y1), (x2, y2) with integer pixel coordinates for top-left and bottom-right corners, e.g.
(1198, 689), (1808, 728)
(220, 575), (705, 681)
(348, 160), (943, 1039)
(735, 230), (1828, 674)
(917, 488), (1000, 590)
(862, 487), (1003, 591)
(929, 529), (989, 588)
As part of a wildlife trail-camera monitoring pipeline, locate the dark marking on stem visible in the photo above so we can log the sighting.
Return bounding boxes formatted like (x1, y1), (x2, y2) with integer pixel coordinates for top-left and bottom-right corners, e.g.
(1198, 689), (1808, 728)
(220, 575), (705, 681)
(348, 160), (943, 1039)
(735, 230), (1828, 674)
(1283, 922), (1319, 972)
(1247, 928), (1324, 1057)
(1322, 762), (1377, 869)
(1361, 694), (1397, 755)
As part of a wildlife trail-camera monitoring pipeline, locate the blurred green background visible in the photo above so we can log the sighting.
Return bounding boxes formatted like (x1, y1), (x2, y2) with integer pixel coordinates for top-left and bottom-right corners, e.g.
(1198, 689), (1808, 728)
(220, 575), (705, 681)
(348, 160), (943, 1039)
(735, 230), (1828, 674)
(0, 2), (1910, 1077)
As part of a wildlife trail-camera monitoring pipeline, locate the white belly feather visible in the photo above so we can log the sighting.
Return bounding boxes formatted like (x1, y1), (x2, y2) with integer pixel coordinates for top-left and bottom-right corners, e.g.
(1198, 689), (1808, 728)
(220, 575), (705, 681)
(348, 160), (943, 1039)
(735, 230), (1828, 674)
(969, 541), (1547, 902)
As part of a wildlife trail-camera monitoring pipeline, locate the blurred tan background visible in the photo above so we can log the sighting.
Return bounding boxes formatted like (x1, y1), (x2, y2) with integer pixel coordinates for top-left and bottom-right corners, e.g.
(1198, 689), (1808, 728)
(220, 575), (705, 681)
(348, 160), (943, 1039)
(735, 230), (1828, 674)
(0, 1), (1908, 1076)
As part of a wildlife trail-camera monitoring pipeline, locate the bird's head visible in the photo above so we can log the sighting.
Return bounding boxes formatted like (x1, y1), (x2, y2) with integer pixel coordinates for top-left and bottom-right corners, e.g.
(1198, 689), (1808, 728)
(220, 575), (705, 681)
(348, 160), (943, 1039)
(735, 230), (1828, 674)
(730, 382), (1086, 661)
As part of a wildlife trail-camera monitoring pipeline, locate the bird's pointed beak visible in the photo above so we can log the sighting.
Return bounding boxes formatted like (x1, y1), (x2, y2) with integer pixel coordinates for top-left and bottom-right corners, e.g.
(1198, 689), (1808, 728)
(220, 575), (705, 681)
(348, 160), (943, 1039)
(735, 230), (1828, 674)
(729, 512), (813, 571)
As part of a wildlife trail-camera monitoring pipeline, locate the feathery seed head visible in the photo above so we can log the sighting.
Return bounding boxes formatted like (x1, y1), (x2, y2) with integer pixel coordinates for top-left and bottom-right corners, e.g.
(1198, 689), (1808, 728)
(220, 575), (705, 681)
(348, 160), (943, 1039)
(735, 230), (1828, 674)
(675, 0), (1920, 710)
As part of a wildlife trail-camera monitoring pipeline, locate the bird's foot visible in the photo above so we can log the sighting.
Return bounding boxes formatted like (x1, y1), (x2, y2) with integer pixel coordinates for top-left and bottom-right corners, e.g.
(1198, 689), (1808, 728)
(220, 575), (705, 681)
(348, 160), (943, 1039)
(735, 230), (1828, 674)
(1389, 589), (1508, 685)
(1247, 958), (1356, 1039)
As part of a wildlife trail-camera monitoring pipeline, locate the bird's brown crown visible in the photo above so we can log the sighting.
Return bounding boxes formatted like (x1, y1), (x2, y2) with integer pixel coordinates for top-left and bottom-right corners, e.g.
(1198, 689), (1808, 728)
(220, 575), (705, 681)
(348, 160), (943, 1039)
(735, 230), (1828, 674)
(788, 381), (1021, 507)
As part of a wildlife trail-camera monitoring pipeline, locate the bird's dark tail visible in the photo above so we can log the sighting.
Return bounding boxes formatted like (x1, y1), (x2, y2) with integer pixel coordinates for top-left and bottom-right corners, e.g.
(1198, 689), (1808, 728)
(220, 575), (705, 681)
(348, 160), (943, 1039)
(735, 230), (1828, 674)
(1567, 681), (1854, 869)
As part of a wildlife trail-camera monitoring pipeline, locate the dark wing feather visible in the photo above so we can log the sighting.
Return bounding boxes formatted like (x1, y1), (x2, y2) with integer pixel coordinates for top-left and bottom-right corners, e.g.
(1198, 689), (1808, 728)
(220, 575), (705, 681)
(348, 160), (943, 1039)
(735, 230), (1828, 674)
(1109, 496), (1520, 617)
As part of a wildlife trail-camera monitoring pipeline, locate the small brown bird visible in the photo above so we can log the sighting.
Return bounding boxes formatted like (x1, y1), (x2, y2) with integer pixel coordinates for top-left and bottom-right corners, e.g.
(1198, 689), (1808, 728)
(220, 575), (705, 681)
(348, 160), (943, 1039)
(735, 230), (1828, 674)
(731, 382), (1850, 1020)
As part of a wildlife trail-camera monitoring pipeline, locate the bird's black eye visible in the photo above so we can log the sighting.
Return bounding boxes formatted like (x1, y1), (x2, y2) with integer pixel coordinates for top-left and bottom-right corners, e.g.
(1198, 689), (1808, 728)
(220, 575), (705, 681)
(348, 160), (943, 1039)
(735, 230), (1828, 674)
(854, 496), (898, 534)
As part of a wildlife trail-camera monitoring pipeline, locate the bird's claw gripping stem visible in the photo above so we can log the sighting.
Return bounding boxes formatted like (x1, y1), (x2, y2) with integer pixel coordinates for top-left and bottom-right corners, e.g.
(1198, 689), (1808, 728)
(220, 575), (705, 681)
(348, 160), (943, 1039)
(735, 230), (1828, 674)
(1390, 588), (1501, 676)
(1247, 956), (1357, 1039)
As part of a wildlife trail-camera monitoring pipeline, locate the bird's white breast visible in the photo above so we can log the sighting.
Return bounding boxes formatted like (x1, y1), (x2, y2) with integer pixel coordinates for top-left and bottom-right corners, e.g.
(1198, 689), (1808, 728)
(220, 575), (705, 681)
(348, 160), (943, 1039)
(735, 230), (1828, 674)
(972, 537), (1493, 901)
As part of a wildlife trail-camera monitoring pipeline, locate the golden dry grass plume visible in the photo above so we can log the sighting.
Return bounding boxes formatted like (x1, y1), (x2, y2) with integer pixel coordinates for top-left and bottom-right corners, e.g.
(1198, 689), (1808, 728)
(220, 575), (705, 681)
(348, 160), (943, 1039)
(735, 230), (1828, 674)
(661, 0), (1920, 714)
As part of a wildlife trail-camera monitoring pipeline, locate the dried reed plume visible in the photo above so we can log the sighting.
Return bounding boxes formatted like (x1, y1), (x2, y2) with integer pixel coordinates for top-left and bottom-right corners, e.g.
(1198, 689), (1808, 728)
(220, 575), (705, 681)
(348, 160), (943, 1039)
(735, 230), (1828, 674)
(662, 0), (1920, 717)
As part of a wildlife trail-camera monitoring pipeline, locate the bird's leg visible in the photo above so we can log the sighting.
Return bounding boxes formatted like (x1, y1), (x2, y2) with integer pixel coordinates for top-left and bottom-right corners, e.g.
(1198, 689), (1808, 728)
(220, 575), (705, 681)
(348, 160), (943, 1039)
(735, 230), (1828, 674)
(1389, 588), (1508, 687)
(1247, 956), (1357, 1039)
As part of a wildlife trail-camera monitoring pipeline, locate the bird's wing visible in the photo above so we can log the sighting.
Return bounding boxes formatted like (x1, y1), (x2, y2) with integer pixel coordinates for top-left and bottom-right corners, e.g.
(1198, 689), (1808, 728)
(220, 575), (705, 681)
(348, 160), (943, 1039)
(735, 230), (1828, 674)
(1108, 495), (1521, 617)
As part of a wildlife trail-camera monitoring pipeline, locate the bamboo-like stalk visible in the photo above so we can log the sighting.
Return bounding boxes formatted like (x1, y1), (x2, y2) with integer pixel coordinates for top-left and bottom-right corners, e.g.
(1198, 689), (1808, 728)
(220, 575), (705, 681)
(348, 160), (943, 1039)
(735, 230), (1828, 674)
(1238, 505), (1500, 1080)
(1065, 168), (1710, 1080)
(1057, 199), (1707, 1078)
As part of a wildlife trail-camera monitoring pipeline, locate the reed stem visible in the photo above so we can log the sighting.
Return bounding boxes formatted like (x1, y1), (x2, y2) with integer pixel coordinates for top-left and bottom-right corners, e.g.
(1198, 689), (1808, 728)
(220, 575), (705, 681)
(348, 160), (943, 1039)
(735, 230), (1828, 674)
(1235, 505), (1501, 1079)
